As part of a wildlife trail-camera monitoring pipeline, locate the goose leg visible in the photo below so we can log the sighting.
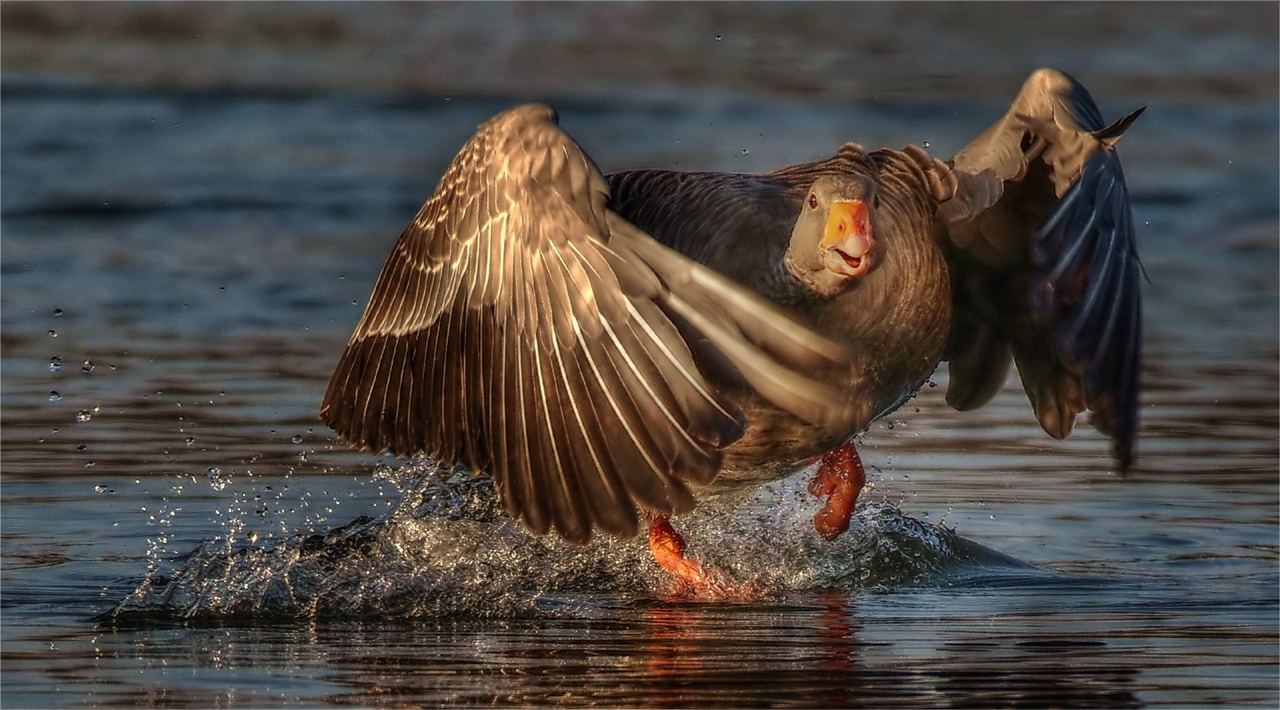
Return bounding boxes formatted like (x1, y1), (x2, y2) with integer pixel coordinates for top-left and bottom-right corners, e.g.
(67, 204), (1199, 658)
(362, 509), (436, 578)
(648, 517), (745, 598)
(807, 441), (867, 540)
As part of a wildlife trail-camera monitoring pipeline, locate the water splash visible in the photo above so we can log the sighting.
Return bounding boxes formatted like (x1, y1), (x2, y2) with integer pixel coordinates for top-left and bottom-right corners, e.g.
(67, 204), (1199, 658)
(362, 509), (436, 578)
(206, 467), (231, 491)
(107, 462), (1037, 624)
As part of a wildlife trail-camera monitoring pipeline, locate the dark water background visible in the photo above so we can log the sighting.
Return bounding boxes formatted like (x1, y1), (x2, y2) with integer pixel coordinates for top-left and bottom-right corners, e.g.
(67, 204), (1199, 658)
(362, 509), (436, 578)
(2, 3), (1277, 707)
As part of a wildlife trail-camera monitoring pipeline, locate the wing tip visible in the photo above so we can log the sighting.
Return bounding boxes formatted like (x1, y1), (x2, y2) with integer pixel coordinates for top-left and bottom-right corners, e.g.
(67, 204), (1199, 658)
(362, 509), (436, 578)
(1093, 105), (1147, 145)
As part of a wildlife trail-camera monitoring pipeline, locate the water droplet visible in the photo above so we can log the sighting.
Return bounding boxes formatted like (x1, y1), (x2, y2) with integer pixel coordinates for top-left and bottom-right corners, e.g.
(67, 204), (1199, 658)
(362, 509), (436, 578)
(84, 460), (95, 468)
(291, 434), (303, 444)
(741, 148), (749, 155)
(185, 436), (196, 448)
(49, 356), (62, 372)
(77, 443), (87, 451)
(75, 410), (92, 423)
(94, 484), (112, 494)
(922, 140), (931, 148)
(206, 467), (231, 491)
(48, 391), (61, 402)
(81, 359), (94, 373)
(48, 330), (57, 338)
(715, 34), (722, 41)
(52, 308), (63, 316)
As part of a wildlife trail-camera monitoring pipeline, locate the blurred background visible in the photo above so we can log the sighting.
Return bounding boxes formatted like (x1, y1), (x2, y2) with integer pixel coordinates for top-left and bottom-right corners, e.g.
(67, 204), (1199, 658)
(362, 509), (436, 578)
(1, 3), (1276, 707)
(3, 1), (1275, 100)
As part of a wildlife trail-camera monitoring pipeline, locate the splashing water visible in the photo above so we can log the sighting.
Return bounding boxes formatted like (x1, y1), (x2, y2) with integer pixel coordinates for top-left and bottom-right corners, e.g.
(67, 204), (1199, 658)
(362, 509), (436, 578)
(205, 467), (232, 491)
(107, 461), (1038, 624)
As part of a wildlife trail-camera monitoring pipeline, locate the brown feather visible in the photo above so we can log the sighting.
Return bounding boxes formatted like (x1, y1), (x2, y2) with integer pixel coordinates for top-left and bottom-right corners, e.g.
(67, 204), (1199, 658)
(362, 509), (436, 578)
(939, 68), (1143, 469)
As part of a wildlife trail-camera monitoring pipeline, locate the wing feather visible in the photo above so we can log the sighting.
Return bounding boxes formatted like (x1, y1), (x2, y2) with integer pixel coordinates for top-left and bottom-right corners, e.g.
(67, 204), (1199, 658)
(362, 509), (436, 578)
(320, 104), (854, 542)
(940, 68), (1144, 469)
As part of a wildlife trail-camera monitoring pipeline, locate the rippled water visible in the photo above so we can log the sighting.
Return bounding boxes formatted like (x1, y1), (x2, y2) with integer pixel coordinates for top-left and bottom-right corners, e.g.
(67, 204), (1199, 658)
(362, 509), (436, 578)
(2, 4), (1278, 707)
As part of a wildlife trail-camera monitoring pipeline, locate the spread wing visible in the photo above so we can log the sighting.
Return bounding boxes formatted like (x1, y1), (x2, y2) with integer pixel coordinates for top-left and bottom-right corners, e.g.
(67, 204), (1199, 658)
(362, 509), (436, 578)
(937, 68), (1145, 470)
(319, 104), (858, 543)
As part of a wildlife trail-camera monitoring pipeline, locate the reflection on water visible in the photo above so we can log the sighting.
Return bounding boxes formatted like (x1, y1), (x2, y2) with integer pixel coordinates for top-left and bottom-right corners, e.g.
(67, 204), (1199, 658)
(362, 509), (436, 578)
(2, 6), (1278, 704)
(14, 593), (1166, 708)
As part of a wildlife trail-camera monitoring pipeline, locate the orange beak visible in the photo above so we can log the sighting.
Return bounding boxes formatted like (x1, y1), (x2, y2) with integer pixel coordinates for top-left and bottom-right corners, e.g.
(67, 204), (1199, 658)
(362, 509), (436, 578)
(820, 200), (875, 279)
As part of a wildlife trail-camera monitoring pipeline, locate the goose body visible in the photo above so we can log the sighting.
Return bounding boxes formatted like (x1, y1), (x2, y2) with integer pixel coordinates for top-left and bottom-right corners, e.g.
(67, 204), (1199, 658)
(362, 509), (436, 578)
(606, 147), (955, 485)
(320, 69), (1145, 561)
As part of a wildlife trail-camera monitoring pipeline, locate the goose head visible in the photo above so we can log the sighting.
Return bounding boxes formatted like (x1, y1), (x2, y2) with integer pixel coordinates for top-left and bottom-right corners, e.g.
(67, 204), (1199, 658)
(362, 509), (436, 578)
(784, 175), (878, 298)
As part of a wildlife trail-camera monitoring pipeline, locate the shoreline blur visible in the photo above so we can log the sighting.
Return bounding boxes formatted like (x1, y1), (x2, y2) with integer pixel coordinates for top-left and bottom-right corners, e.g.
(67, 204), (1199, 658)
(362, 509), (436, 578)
(3, 2), (1276, 103)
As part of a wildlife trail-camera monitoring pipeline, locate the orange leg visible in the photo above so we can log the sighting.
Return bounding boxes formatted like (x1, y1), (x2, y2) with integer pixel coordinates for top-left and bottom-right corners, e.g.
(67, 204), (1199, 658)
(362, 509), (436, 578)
(807, 441), (867, 540)
(648, 517), (756, 599)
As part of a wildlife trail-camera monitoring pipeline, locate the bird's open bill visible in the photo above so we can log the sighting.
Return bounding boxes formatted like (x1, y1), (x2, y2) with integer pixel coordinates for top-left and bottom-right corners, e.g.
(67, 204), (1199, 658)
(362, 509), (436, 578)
(820, 199), (875, 279)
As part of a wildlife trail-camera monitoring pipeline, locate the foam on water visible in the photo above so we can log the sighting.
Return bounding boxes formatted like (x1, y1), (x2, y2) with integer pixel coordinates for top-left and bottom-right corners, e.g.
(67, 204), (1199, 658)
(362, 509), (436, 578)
(107, 459), (1039, 623)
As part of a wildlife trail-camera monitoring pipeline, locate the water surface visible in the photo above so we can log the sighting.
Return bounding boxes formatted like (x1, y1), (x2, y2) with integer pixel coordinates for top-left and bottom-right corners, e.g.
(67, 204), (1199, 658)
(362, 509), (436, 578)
(2, 4), (1277, 707)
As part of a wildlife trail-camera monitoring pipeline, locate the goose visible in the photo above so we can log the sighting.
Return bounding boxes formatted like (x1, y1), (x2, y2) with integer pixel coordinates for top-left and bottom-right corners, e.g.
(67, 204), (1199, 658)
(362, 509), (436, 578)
(320, 68), (1144, 594)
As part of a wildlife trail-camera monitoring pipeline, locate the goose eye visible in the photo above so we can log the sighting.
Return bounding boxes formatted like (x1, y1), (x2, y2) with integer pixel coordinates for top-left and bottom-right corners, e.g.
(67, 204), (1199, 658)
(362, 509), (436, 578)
(807, 193), (819, 209)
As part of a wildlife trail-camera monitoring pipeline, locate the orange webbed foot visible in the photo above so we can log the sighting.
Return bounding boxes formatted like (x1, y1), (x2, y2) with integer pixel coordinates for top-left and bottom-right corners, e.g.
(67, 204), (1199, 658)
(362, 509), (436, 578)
(807, 441), (867, 540)
(647, 517), (762, 600)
